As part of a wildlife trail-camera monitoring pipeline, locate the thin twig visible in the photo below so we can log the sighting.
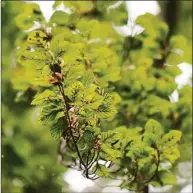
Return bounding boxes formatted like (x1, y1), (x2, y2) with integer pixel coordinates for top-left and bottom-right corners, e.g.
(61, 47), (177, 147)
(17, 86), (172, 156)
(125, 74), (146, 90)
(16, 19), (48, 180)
(58, 84), (87, 169)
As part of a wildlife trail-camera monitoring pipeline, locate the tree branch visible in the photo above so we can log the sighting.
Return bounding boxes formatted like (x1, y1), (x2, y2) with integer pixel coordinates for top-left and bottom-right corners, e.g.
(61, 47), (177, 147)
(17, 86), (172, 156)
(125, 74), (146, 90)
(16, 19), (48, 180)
(57, 84), (87, 169)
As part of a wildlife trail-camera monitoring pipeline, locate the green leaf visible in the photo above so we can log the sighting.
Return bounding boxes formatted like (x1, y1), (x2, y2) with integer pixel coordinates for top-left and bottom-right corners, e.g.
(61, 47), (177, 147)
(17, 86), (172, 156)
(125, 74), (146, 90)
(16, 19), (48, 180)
(82, 130), (95, 143)
(50, 118), (65, 140)
(65, 81), (84, 101)
(99, 65), (121, 87)
(81, 70), (95, 85)
(63, 63), (85, 85)
(19, 47), (52, 70)
(169, 35), (187, 50)
(39, 102), (63, 124)
(96, 94), (118, 119)
(50, 38), (70, 57)
(136, 13), (168, 40)
(49, 11), (69, 26)
(87, 46), (120, 87)
(93, 164), (110, 177)
(161, 147), (180, 163)
(15, 3), (44, 30)
(166, 52), (184, 65)
(101, 131), (114, 141)
(15, 13), (34, 30)
(27, 31), (48, 47)
(162, 130), (182, 145)
(158, 171), (177, 185)
(166, 35), (187, 65)
(150, 180), (162, 187)
(85, 126), (101, 135)
(97, 105), (117, 119)
(142, 134), (161, 147)
(101, 131), (120, 144)
(84, 93), (104, 110)
(64, 1), (94, 14)
(31, 90), (56, 105)
(55, 111), (65, 120)
(144, 119), (163, 136)
(101, 143), (121, 161)
(108, 2), (128, 26)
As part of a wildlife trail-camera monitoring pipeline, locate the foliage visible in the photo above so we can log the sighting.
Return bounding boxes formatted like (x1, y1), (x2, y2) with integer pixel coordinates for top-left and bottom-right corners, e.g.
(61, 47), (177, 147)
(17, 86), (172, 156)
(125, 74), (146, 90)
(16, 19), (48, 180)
(2, 2), (68, 193)
(113, 13), (192, 164)
(2, 1), (192, 193)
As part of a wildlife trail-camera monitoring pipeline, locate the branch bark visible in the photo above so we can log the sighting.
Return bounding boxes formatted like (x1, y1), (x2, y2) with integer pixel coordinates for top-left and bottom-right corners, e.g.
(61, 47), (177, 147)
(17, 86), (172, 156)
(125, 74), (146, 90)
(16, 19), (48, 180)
(57, 84), (87, 169)
(164, 1), (179, 39)
(143, 185), (149, 193)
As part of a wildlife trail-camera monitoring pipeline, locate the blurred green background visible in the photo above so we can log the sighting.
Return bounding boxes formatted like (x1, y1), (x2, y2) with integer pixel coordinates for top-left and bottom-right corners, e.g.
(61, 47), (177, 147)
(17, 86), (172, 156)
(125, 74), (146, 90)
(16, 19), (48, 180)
(1, 2), (69, 193)
(1, 1), (192, 193)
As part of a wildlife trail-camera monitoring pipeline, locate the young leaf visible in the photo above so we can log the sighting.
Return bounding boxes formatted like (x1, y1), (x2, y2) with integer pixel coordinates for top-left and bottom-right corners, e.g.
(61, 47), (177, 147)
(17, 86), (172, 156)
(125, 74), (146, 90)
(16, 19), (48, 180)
(50, 118), (66, 140)
(93, 164), (110, 178)
(158, 171), (177, 185)
(31, 90), (56, 105)
(162, 130), (182, 145)
(144, 119), (163, 136)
